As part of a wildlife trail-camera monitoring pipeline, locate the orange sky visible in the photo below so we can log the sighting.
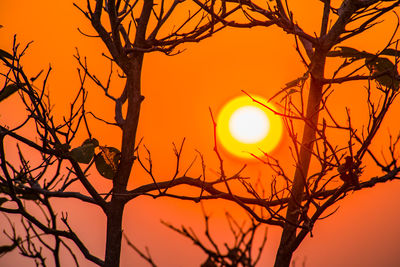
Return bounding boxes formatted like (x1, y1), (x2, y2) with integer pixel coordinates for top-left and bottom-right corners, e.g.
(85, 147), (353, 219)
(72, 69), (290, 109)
(1, 0), (400, 266)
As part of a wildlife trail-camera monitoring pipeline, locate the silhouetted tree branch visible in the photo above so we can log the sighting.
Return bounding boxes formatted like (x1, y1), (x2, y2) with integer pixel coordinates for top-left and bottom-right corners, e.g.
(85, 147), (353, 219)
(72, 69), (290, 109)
(124, 204), (267, 267)
(162, 206), (267, 267)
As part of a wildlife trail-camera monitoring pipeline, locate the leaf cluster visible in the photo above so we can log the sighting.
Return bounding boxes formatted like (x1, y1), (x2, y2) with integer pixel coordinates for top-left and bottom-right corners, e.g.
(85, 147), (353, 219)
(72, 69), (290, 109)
(328, 46), (400, 89)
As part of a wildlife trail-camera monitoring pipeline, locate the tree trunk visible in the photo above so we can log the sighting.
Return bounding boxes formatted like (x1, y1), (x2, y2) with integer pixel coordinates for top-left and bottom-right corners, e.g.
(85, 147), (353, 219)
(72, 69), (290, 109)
(104, 200), (125, 267)
(274, 249), (293, 267)
(103, 55), (144, 267)
(274, 51), (326, 267)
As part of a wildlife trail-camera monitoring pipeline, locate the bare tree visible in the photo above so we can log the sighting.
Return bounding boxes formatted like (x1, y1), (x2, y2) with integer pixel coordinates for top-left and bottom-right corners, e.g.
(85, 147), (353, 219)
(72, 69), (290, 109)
(0, 0), (244, 266)
(187, 0), (400, 266)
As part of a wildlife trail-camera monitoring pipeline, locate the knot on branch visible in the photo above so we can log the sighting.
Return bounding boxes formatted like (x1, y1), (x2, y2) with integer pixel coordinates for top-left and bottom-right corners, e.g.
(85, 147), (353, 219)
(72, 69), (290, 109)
(338, 156), (362, 188)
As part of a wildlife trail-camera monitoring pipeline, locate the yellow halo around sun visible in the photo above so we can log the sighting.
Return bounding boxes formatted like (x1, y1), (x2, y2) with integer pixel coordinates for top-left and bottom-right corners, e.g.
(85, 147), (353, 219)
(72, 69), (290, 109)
(216, 95), (283, 159)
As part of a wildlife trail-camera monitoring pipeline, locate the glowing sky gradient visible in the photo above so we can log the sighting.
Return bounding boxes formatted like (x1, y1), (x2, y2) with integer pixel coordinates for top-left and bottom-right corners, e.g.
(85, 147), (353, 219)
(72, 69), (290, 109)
(1, 1), (400, 266)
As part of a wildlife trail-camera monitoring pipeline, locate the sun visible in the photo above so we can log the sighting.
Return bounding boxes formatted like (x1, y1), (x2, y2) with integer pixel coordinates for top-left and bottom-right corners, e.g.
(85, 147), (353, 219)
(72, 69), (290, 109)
(229, 106), (270, 144)
(216, 95), (283, 159)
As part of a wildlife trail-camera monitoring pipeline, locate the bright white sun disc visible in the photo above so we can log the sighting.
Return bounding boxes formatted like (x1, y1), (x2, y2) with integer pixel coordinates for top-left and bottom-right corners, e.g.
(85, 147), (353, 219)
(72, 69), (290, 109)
(216, 95), (283, 159)
(229, 106), (270, 144)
